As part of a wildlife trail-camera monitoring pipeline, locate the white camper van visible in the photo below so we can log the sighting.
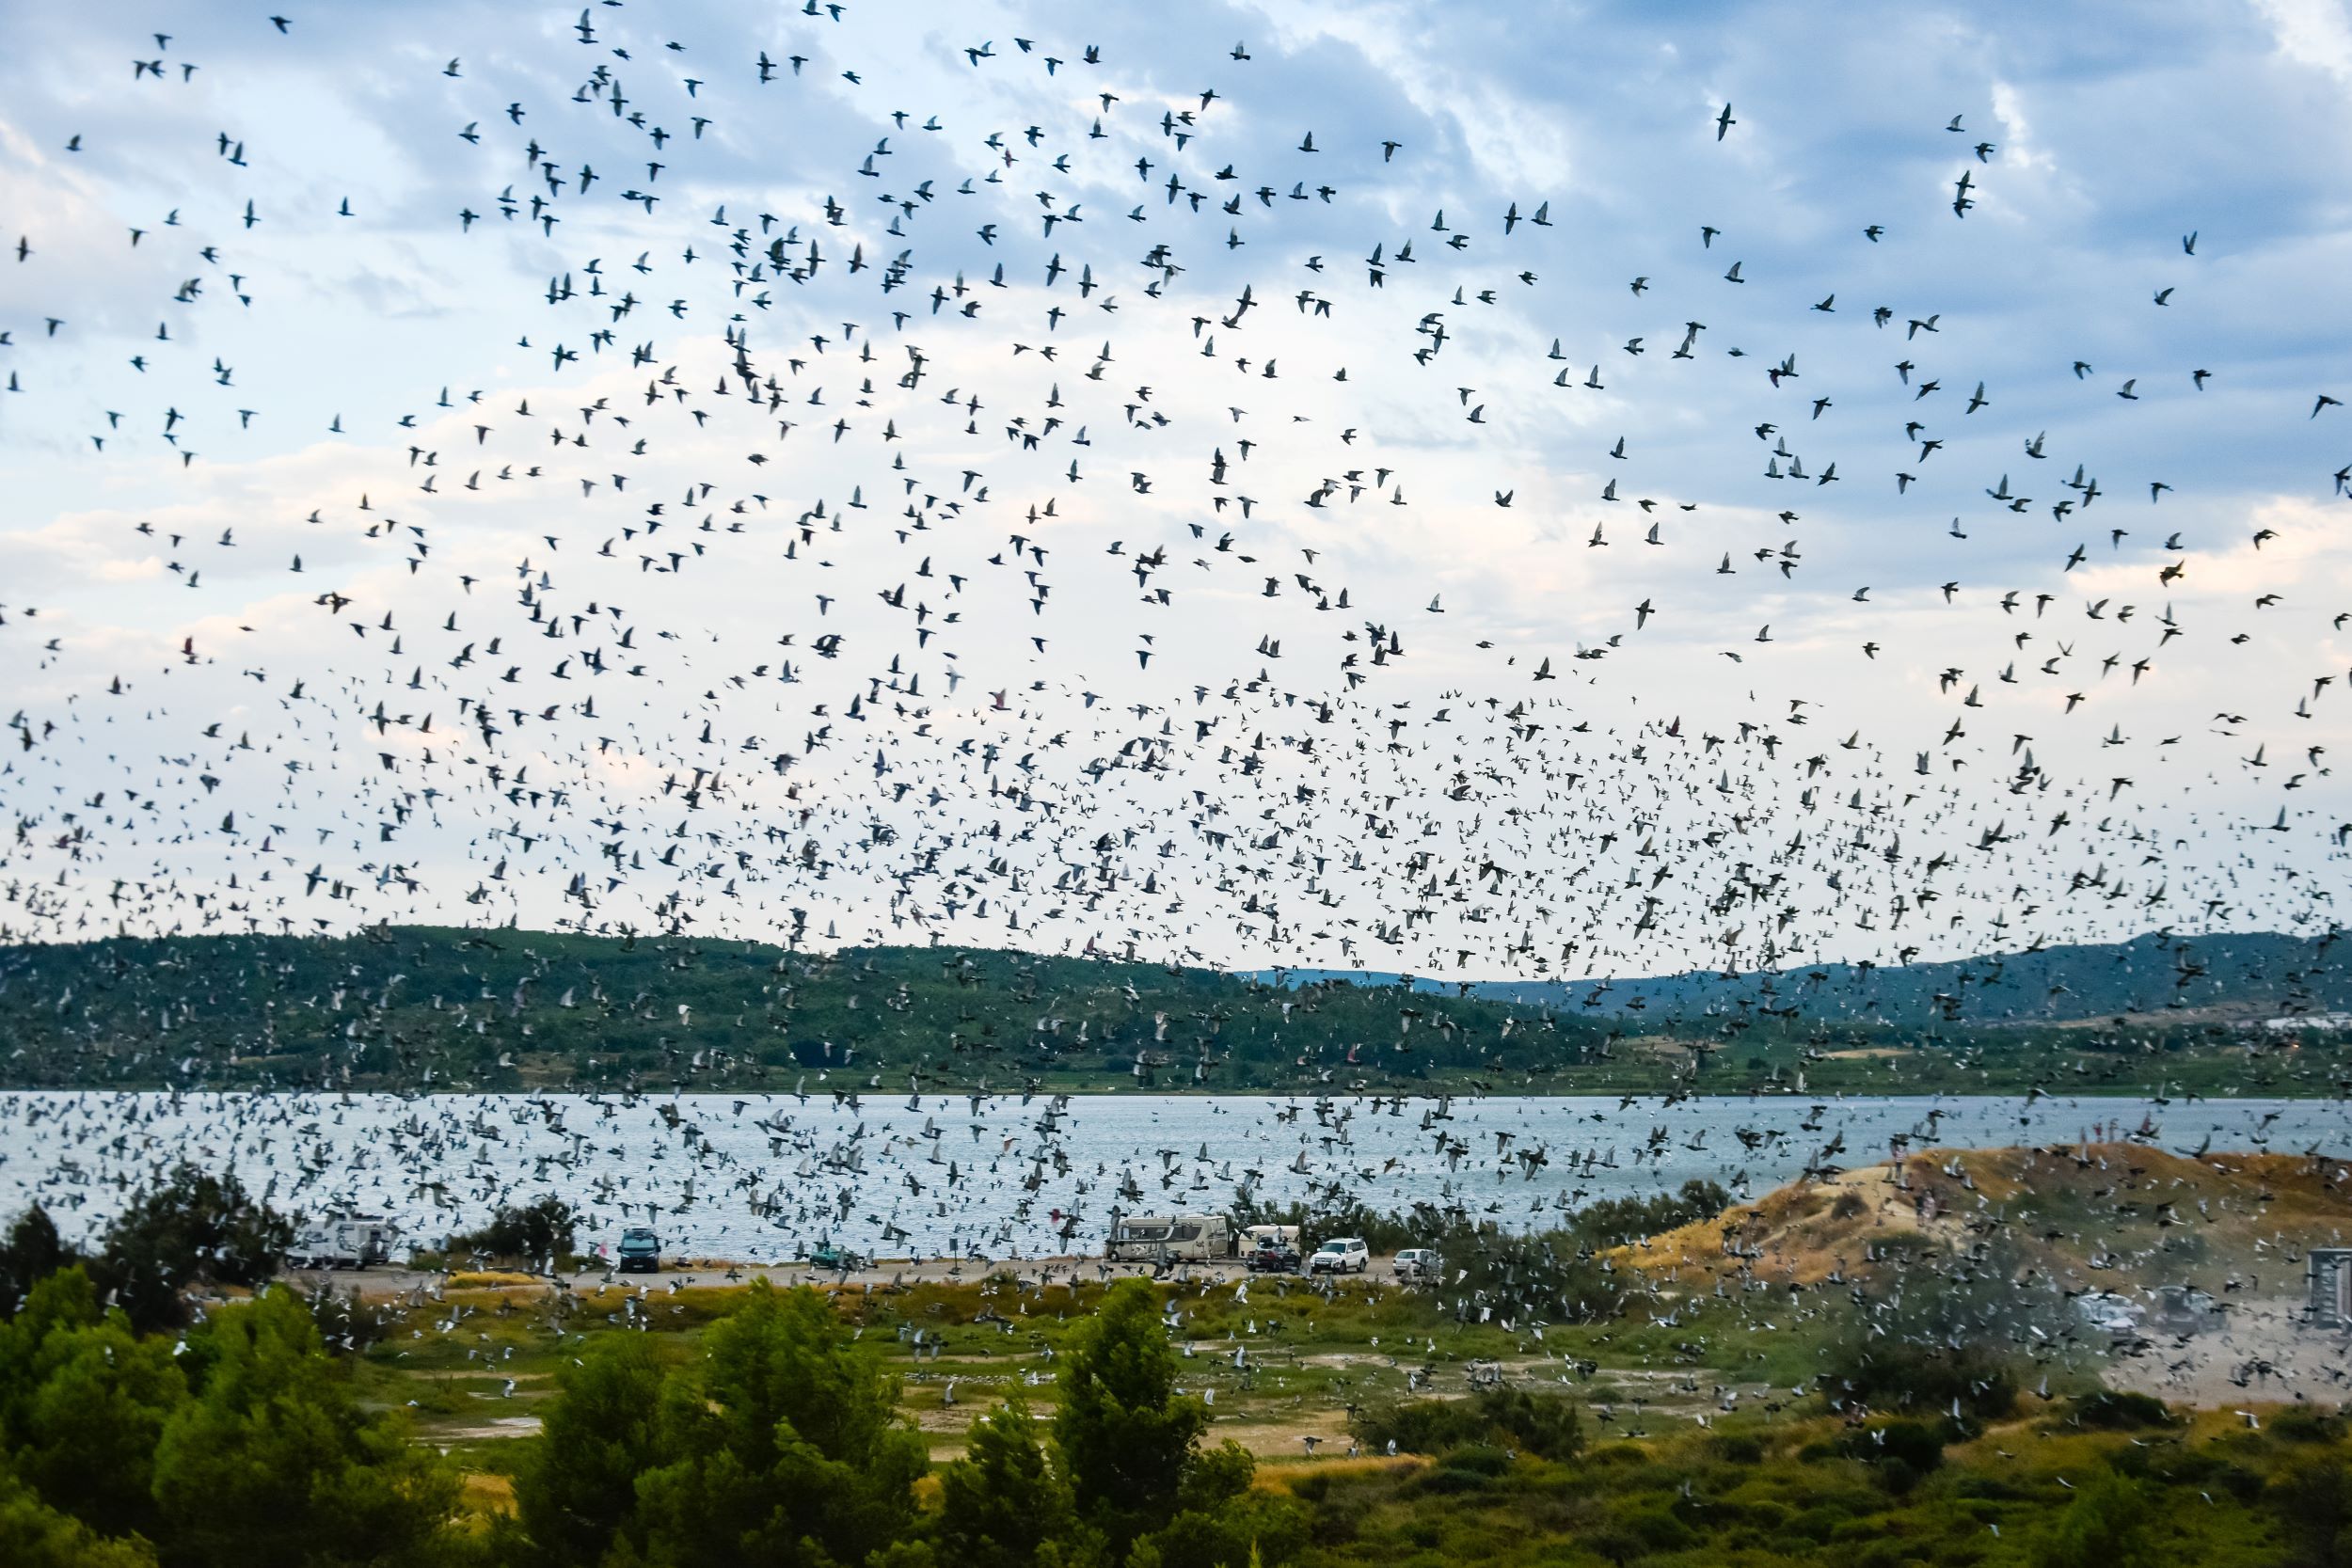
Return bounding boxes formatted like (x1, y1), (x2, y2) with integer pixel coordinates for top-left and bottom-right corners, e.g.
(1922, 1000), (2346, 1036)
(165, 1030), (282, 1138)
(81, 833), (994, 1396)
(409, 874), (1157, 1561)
(286, 1214), (398, 1269)
(1106, 1212), (1235, 1264)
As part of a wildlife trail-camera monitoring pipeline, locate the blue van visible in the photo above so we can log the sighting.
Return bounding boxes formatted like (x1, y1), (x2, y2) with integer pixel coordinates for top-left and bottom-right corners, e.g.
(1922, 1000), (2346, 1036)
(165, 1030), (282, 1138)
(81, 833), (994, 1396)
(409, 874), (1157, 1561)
(617, 1227), (660, 1274)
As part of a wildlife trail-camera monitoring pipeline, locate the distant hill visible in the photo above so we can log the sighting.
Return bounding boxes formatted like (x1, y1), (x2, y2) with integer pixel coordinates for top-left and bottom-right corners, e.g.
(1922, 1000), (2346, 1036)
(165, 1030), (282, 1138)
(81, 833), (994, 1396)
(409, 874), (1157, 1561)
(1263, 927), (2352, 1024)
(0, 926), (1601, 1093)
(1, 926), (2345, 1094)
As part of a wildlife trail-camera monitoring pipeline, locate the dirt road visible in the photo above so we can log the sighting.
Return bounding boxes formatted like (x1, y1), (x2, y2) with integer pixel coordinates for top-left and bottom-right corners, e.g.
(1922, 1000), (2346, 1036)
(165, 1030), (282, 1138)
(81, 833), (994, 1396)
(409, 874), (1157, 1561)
(283, 1251), (1407, 1301)
(2104, 1296), (2350, 1408)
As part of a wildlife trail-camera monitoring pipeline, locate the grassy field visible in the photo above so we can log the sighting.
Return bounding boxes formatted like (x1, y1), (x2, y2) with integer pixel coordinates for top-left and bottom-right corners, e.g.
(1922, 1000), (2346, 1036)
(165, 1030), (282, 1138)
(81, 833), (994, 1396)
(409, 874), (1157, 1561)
(317, 1139), (2344, 1495)
(335, 1258), (2352, 1568)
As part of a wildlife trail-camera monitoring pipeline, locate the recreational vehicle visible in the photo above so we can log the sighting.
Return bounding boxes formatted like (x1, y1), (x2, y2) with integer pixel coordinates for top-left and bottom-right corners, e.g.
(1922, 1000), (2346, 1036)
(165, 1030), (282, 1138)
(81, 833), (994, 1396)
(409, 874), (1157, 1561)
(1106, 1212), (1235, 1264)
(286, 1214), (397, 1269)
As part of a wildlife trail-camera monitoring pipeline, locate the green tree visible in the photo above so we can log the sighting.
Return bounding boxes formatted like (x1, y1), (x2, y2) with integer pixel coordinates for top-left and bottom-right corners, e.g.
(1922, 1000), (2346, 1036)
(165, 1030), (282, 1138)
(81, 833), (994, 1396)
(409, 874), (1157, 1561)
(1146, 1438), (1299, 1568)
(2032, 1468), (2151, 1568)
(150, 1288), (457, 1568)
(1056, 1279), (1208, 1546)
(937, 1398), (1081, 1568)
(450, 1196), (580, 1269)
(94, 1166), (292, 1334)
(0, 1270), (186, 1542)
(515, 1332), (667, 1566)
(0, 1468), (155, 1568)
(629, 1282), (927, 1568)
(0, 1208), (77, 1313)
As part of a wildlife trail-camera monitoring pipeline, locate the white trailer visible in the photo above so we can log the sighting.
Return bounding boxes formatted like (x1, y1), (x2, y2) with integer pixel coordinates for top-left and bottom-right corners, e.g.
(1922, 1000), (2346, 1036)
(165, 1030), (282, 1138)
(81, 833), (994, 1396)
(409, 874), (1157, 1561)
(1106, 1212), (1235, 1263)
(287, 1214), (398, 1269)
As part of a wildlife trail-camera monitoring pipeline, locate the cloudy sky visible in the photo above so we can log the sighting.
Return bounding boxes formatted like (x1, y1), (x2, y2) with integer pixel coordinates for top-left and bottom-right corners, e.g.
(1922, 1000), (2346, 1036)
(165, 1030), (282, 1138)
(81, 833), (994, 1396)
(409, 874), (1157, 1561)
(2, 0), (2347, 980)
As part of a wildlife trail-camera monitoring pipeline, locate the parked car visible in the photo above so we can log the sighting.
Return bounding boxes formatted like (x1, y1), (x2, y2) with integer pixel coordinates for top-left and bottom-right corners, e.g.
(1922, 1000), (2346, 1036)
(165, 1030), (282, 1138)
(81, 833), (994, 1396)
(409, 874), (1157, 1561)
(616, 1227), (661, 1274)
(1393, 1247), (1443, 1282)
(1307, 1237), (1370, 1275)
(2073, 1290), (2146, 1343)
(807, 1239), (868, 1272)
(1246, 1238), (1302, 1273)
(1242, 1222), (1301, 1273)
(2149, 1284), (2223, 1336)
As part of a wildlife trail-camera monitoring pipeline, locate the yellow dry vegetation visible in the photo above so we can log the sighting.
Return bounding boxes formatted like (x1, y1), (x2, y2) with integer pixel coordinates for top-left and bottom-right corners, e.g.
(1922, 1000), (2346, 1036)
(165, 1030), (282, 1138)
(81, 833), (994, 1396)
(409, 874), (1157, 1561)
(446, 1269), (540, 1291)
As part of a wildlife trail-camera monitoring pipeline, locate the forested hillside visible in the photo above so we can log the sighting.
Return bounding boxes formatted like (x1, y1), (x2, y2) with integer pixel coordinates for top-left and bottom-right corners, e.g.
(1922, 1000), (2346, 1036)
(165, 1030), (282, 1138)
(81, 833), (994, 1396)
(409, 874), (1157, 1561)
(2, 926), (2345, 1093)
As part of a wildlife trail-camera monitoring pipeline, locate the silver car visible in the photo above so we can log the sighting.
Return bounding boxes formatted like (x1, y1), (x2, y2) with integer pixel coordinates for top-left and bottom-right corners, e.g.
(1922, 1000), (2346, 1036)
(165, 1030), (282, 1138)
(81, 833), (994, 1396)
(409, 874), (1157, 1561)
(1394, 1247), (1442, 1282)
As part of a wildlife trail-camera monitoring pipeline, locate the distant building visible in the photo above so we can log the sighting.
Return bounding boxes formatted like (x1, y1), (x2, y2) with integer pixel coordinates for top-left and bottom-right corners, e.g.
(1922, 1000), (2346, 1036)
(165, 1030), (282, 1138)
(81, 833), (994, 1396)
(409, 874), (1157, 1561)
(2310, 1248), (2352, 1328)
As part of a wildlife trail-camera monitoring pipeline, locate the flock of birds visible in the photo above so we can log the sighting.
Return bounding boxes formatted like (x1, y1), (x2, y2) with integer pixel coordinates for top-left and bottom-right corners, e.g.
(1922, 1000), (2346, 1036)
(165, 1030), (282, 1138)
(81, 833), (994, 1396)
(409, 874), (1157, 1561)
(1, 1069), (2339, 1272)
(1, 7), (2345, 991)
(0, 2), (2349, 1357)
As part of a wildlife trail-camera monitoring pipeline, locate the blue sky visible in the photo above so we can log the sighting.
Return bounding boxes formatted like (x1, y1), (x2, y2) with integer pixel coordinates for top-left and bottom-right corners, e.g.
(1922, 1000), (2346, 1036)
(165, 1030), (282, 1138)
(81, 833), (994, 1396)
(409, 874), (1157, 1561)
(0, 0), (2346, 978)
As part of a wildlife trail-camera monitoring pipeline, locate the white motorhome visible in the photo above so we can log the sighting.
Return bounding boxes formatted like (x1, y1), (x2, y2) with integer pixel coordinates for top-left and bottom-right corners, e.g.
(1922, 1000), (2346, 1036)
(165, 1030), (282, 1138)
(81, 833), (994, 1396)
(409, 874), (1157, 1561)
(1106, 1212), (1235, 1263)
(286, 1214), (398, 1269)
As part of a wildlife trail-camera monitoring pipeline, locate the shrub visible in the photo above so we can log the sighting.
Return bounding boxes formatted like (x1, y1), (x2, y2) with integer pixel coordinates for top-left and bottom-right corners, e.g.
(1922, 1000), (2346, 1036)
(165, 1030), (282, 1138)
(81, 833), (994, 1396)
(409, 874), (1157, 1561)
(2031, 1468), (2150, 1568)
(1824, 1238), (2060, 1420)
(2269, 1455), (2352, 1568)
(445, 1196), (578, 1268)
(2273, 1408), (2350, 1446)
(1350, 1386), (1583, 1461)
(1710, 1433), (1766, 1465)
(2066, 1390), (2173, 1431)
(1827, 1418), (1950, 1495)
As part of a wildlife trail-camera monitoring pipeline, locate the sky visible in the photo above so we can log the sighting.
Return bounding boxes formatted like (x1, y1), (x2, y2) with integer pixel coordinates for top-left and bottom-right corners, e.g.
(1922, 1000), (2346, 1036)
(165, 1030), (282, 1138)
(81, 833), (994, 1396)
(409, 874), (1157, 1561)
(1, 0), (2348, 982)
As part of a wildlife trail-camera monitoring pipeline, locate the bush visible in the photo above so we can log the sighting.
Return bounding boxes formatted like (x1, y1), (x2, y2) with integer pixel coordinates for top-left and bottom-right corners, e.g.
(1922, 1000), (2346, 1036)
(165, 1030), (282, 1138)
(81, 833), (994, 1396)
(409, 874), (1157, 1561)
(2031, 1468), (2151, 1568)
(445, 1196), (578, 1268)
(1351, 1386), (1583, 1461)
(2269, 1455), (2352, 1568)
(1823, 1238), (2062, 1421)
(1710, 1433), (1766, 1465)
(1834, 1418), (1948, 1494)
(2273, 1408), (2350, 1446)
(2066, 1390), (2174, 1431)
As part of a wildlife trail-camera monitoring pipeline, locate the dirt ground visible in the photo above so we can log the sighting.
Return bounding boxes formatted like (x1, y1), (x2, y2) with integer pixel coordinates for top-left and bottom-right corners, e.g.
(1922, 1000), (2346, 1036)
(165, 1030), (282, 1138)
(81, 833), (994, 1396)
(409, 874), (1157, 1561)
(2104, 1295), (2352, 1408)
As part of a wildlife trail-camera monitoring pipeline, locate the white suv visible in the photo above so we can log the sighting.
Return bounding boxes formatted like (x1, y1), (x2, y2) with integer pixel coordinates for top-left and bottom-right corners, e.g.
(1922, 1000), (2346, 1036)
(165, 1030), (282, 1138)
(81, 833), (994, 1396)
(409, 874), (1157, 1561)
(1307, 1237), (1369, 1275)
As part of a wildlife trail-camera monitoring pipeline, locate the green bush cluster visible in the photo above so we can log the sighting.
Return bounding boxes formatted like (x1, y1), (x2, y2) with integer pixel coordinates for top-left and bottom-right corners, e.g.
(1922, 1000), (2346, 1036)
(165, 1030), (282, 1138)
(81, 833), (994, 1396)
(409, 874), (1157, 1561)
(0, 1270), (461, 1567)
(1351, 1386), (1586, 1463)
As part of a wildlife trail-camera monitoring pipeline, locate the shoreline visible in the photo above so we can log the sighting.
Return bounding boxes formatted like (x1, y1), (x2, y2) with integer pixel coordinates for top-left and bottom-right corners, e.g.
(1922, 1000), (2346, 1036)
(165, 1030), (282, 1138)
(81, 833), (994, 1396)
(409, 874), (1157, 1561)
(0, 1082), (2335, 1101)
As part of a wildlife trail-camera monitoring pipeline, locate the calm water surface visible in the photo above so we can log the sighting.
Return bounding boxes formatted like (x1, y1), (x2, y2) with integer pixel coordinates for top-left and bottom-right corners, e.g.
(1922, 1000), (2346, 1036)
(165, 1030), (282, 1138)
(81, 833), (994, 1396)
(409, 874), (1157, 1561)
(2, 1090), (2342, 1260)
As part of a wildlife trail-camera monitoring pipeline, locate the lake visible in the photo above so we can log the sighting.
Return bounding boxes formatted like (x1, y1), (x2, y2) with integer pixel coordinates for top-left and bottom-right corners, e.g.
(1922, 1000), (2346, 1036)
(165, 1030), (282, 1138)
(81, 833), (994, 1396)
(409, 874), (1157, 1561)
(2, 1090), (2343, 1262)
